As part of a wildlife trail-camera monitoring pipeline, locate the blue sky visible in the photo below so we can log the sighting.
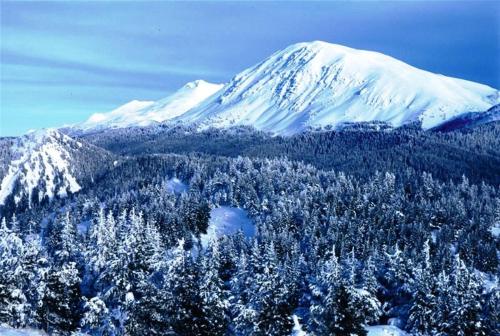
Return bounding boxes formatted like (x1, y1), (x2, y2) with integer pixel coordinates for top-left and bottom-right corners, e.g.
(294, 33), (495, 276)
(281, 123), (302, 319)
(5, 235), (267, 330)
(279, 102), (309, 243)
(1, 1), (498, 136)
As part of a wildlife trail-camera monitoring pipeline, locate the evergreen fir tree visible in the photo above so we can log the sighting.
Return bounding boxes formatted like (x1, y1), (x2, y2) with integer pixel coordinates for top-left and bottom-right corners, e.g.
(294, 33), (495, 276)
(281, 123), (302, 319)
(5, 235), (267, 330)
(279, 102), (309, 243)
(0, 218), (27, 327)
(44, 261), (82, 334)
(19, 236), (48, 328)
(407, 240), (438, 335)
(447, 255), (488, 336)
(197, 241), (228, 335)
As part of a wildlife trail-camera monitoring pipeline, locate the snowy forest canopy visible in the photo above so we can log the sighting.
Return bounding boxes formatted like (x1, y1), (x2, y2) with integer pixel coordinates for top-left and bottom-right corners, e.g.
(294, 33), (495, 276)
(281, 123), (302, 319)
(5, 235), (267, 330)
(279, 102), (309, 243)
(0, 123), (499, 335)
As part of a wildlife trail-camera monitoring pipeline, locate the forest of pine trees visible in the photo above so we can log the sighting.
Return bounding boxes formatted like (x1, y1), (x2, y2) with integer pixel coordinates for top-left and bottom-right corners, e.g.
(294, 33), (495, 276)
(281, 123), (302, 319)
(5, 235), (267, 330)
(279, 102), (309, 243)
(1, 209), (497, 335)
(0, 127), (499, 335)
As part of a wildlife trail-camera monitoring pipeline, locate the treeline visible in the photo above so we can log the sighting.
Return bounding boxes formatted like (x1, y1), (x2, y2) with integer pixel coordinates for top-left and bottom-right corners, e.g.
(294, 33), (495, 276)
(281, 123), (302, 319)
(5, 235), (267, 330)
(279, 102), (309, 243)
(82, 122), (500, 185)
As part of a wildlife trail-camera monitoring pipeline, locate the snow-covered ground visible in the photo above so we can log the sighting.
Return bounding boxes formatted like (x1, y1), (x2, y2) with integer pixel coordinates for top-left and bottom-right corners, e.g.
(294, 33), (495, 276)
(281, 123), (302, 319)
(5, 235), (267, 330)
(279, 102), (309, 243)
(288, 322), (408, 336)
(366, 325), (408, 336)
(165, 177), (188, 194)
(201, 206), (255, 246)
(0, 323), (407, 336)
(0, 326), (46, 336)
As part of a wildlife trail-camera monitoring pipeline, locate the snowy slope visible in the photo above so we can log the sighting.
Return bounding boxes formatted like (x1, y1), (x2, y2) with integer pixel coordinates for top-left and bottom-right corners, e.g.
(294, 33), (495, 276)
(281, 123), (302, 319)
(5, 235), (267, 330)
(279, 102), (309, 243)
(76, 80), (223, 131)
(165, 177), (188, 194)
(0, 129), (112, 207)
(288, 322), (409, 336)
(172, 41), (498, 134)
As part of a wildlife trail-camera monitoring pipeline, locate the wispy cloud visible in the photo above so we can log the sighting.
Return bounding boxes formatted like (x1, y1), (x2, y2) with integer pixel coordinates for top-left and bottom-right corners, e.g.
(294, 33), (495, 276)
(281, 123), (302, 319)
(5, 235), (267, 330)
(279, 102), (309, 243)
(1, 50), (225, 88)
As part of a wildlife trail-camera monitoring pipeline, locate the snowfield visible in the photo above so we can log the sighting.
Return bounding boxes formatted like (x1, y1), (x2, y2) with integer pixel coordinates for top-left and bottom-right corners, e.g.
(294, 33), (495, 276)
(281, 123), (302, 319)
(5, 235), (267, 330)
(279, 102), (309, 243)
(165, 177), (188, 194)
(170, 41), (498, 134)
(0, 326), (46, 336)
(288, 323), (408, 336)
(366, 325), (408, 336)
(201, 206), (255, 246)
(70, 41), (498, 135)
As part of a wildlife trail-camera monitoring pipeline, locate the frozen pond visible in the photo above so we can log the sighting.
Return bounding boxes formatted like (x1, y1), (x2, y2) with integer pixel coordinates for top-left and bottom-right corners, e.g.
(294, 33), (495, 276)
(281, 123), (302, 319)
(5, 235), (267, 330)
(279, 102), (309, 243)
(165, 177), (188, 194)
(201, 206), (255, 247)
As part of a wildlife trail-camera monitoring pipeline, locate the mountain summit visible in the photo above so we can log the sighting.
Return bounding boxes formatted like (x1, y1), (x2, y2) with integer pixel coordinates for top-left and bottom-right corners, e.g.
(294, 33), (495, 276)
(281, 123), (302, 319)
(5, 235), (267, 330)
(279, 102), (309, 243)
(172, 41), (498, 134)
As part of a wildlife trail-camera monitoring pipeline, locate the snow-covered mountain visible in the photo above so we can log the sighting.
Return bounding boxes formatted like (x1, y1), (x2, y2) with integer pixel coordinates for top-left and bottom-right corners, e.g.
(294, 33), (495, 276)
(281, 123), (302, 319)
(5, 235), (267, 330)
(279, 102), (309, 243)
(76, 80), (223, 131)
(0, 129), (112, 208)
(171, 41), (498, 134)
(71, 41), (499, 135)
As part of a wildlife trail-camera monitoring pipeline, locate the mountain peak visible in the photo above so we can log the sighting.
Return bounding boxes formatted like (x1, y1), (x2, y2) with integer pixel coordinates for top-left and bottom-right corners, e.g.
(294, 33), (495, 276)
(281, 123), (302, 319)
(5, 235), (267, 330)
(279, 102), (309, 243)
(0, 128), (82, 206)
(184, 79), (217, 89)
(25, 128), (62, 141)
(287, 40), (353, 52)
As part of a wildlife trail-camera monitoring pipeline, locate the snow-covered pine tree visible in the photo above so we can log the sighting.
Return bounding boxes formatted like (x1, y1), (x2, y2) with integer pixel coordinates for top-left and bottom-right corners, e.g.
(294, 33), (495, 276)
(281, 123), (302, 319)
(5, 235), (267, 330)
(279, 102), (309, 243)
(446, 255), (487, 335)
(125, 217), (168, 335)
(43, 213), (82, 334)
(81, 296), (117, 335)
(309, 245), (347, 335)
(47, 212), (78, 265)
(162, 239), (204, 335)
(253, 242), (295, 335)
(198, 240), (228, 335)
(230, 249), (256, 335)
(19, 236), (48, 329)
(333, 284), (368, 336)
(44, 261), (82, 334)
(361, 254), (379, 296)
(407, 240), (438, 335)
(0, 217), (27, 327)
